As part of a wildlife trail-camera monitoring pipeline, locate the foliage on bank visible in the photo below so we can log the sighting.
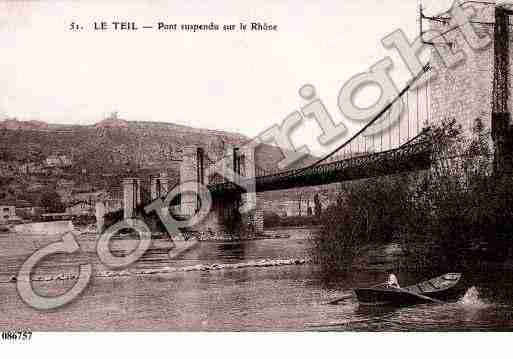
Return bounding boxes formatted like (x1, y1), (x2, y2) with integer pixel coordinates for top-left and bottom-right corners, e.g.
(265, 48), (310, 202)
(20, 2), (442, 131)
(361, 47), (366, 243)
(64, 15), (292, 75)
(311, 118), (513, 275)
(263, 211), (320, 228)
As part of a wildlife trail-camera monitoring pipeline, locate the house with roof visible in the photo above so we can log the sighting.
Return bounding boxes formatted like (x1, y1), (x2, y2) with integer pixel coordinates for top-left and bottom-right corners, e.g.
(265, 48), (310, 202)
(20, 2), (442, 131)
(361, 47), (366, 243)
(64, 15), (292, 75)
(45, 155), (61, 167)
(18, 162), (45, 175)
(104, 186), (123, 213)
(0, 203), (17, 223)
(45, 154), (72, 168)
(0, 199), (41, 223)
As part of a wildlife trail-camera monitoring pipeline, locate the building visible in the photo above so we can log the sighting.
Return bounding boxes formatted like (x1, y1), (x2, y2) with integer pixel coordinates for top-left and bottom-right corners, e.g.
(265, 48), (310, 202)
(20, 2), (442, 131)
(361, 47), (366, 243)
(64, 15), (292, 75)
(104, 186), (123, 213)
(66, 201), (94, 216)
(0, 161), (17, 177)
(15, 200), (43, 219)
(72, 190), (107, 205)
(45, 155), (61, 167)
(18, 162), (45, 175)
(58, 155), (72, 167)
(0, 204), (16, 223)
(0, 199), (40, 223)
(45, 154), (72, 168)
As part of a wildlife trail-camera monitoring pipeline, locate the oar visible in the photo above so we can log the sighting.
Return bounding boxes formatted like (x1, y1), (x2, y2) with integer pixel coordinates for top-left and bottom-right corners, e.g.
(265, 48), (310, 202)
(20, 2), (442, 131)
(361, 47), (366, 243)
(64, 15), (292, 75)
(327, 294), (353, 305)
(327, 282), (387, 305)
(395, 287), (446, 304)
(327, 288), (445, 305)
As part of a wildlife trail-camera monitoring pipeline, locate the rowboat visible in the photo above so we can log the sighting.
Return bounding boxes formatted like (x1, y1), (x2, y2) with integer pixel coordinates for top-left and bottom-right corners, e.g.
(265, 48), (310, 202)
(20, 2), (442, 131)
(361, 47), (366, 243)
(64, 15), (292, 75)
(354, 273), (464, 306)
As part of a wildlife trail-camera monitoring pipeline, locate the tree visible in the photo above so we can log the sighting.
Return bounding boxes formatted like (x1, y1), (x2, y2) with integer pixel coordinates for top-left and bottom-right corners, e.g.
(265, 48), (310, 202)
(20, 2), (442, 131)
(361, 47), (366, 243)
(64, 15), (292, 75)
(307, 203), (312, 216)
(297, 192), (303, 216)
(314, 194), (322, 217)
(38, 190), (65, 213)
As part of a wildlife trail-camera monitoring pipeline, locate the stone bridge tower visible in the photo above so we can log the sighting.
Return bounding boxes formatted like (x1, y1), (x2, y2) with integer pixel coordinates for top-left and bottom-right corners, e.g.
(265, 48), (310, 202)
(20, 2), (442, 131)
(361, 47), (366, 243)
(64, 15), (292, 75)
(122, 177), (141, 220)
(119, 144), (264, 236)
(429, 3), (513, 176)
(179, 145), (264, 235)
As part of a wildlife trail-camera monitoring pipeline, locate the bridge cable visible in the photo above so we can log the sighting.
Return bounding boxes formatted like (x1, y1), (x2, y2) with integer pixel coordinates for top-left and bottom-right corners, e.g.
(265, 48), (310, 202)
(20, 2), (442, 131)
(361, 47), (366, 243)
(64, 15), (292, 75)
(284, 63), (431, 177)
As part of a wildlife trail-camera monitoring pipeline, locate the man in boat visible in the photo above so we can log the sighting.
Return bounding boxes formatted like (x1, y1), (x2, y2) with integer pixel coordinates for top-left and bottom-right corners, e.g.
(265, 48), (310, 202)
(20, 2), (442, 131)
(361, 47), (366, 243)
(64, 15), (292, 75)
(386, 272), (400, 288)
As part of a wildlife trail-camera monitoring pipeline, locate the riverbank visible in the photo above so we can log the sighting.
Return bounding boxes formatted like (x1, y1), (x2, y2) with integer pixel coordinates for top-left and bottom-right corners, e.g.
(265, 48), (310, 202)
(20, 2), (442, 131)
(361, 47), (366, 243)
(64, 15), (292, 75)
(0, 232), (178, 259)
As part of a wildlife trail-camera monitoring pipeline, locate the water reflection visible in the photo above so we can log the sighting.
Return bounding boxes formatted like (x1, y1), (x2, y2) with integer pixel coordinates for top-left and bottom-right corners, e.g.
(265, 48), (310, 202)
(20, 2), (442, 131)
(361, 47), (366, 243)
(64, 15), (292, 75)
(216, 242), (247, 262)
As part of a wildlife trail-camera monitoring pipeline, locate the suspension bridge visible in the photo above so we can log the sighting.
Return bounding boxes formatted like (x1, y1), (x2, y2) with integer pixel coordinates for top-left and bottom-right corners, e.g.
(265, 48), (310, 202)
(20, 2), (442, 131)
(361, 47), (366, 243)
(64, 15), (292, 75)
(106, 2), (513, 235)
(208, 65), (433, 196)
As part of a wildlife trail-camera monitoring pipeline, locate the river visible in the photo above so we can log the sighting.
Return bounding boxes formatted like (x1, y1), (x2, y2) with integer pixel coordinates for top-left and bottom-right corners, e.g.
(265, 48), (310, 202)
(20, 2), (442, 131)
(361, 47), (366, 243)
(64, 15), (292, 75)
(1, 227), (513, 331)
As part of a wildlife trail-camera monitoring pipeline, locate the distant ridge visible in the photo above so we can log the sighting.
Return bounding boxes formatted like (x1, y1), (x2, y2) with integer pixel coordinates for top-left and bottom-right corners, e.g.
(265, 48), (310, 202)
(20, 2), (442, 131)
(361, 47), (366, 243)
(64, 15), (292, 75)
(0, 115), (326, 208)
(1, 115), (247, 140)
(0, 118), (49, 131)
(0, 114), (319, 181)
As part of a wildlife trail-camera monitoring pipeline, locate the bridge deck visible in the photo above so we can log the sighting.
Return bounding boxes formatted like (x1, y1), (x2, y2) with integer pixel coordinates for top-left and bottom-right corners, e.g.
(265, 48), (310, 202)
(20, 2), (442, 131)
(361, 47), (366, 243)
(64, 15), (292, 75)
(208, 138), (432, 195)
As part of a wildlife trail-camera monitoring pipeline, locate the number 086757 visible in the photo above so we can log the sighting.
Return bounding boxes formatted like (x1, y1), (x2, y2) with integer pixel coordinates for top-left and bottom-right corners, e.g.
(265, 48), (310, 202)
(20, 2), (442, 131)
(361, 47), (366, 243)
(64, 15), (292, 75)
(2, 330), (32, 341)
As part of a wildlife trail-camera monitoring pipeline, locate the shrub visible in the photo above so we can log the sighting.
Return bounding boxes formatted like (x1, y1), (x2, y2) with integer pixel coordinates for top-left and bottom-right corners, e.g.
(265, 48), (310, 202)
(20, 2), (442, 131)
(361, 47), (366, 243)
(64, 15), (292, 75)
(312, 175), (410, 274)
(263, 211), (320, 228)
(311, 118), (513, 275)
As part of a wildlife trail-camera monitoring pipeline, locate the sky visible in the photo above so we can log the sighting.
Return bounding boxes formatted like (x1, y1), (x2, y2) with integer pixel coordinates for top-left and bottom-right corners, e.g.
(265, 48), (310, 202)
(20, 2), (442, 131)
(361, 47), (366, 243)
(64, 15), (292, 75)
(0, 0), (458, 155)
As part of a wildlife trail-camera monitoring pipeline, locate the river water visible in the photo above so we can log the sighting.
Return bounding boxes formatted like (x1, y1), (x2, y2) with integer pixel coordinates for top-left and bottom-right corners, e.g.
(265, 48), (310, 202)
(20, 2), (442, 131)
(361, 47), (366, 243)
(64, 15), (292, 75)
(1, 227), (513, 331)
